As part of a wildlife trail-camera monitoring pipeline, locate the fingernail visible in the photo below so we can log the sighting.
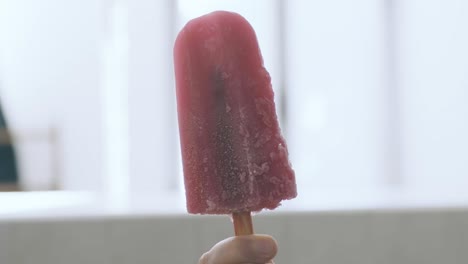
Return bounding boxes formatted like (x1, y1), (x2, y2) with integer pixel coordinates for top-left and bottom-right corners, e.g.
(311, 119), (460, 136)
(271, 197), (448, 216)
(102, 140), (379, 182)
(253, 236), (276, 258)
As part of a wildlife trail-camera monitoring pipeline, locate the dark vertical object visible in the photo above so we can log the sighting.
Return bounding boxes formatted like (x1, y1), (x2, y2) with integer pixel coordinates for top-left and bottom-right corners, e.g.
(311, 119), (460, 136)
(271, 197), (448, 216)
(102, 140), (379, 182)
(384, 0), (402, 186)
(0, 101), (19, 184)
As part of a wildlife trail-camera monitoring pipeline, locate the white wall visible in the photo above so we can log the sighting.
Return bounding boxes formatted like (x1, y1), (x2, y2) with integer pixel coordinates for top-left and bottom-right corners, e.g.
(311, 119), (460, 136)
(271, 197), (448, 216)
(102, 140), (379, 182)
(0, 0), (179, 201)
(127, 0), (178, 197)
(286, 0), (388, 193)
(286, 0), (468, 201)
(398, 0), (468, 192)
(0, 0), (104, 190)
(0, 0), (179, 197)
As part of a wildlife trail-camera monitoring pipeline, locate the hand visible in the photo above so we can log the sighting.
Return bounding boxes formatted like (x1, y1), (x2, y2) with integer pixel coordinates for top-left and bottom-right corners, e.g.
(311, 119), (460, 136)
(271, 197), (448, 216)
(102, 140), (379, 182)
(198, 234), (277, 264)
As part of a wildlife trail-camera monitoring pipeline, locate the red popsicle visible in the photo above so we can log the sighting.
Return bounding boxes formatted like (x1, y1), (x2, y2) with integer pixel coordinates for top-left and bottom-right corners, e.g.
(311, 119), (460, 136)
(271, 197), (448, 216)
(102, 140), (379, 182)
(174, 11), (296, 234)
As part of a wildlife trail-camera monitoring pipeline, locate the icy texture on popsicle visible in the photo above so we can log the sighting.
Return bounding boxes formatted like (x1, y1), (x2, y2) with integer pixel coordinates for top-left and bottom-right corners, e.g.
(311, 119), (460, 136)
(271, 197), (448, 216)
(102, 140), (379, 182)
(174, 11), (296, 214)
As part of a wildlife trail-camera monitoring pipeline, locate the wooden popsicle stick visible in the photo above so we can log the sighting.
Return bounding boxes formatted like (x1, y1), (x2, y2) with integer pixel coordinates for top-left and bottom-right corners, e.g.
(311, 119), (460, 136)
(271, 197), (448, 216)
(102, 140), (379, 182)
(232, 211), (254, 236)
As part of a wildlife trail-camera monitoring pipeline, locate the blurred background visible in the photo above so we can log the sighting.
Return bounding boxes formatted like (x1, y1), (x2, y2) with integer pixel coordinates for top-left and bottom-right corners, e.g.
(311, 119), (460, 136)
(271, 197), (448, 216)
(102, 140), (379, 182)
(0, 0), (467, 214)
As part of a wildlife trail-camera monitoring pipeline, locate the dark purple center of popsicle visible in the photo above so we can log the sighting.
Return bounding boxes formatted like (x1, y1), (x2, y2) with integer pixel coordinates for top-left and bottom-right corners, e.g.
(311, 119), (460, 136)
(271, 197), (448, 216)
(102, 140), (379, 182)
(213, 68), (245, 207)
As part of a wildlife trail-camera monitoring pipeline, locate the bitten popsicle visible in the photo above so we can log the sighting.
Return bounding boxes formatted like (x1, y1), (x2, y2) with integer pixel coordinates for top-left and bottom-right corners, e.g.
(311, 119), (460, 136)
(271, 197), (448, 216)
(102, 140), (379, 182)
(174, 11), (296, 235)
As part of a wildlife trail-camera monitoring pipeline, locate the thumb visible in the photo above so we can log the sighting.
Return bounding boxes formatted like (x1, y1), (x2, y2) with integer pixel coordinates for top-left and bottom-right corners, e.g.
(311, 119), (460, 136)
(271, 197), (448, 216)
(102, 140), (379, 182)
(199, 234), (278, 264)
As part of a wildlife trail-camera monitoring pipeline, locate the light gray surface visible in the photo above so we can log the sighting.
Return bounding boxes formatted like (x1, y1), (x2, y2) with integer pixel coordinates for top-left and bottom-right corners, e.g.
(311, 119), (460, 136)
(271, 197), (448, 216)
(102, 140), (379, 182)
(1, 209), (467, 264)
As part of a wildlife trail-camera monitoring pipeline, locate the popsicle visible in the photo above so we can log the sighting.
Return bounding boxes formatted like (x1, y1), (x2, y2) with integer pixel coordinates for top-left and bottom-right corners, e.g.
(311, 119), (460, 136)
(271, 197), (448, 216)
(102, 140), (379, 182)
(174, 11), (296, 234)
